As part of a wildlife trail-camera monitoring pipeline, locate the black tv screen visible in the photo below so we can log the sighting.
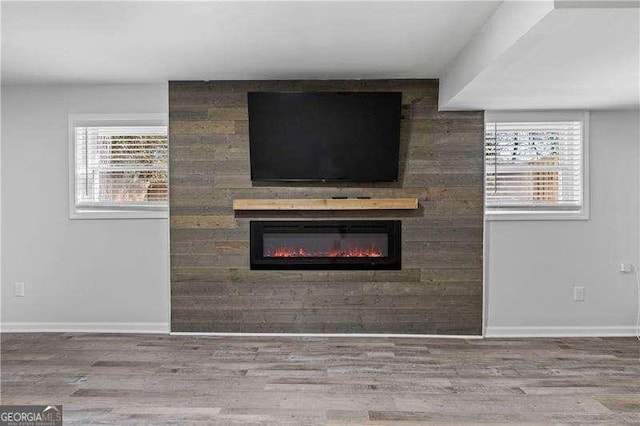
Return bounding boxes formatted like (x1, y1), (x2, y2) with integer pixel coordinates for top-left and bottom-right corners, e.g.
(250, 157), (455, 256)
(248, 92), (402, 182)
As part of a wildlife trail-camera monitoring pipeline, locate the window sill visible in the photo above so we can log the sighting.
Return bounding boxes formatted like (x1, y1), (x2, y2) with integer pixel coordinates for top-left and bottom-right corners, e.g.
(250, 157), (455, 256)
(70, 209), (168, 220)
(485, 210), (589, 221)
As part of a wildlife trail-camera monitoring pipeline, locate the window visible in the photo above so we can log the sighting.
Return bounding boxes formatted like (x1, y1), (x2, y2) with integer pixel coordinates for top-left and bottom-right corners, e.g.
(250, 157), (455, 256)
(484, 112), (589, 220)
(69, 114), (168, 219)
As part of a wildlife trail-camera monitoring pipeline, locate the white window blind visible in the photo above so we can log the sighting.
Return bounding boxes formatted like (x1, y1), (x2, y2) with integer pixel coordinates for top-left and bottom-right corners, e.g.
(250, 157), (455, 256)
(74, 125), (168, 214)
(485, 121), (583, 213)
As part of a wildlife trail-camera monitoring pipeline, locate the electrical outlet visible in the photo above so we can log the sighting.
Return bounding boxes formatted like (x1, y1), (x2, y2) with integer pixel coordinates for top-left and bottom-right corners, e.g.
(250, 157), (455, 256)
(14, 282), (25, 297)
(619, 263), (633, 273)
(573, 286), (585, 302)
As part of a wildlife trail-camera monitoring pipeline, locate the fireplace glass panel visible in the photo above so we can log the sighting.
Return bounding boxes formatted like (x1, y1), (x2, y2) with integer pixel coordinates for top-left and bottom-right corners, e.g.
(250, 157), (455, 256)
(250, 220), (401, 270)
(263, 232), (389, 258)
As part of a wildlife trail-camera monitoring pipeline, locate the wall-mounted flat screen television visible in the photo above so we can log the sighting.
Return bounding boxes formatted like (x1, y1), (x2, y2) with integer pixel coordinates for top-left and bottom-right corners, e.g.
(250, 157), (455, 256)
(248, 92), (402, 182)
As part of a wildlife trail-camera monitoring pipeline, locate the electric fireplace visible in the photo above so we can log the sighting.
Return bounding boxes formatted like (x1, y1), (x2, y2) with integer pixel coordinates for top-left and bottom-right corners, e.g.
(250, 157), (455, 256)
(250, 220), (401, 270)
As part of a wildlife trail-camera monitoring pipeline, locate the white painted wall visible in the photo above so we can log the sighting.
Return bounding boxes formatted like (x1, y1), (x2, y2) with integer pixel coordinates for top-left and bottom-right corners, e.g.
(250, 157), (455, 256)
(1, 84), (169, 332)
(485, 110), (640, 336)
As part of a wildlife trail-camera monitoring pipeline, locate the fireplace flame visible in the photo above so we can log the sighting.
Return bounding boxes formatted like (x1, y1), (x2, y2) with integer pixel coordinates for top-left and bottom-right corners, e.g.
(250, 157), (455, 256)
(267, 246), (384, 258)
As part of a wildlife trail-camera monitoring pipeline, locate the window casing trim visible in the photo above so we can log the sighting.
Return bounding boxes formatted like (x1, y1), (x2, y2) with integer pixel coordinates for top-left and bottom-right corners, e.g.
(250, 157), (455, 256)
(484, 111), (590, 221)
(68, 113), (169, 220)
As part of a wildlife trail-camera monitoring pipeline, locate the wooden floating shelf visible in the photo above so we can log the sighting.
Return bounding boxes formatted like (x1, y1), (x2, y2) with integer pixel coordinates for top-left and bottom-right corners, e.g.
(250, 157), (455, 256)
(233, 198), (419, 211)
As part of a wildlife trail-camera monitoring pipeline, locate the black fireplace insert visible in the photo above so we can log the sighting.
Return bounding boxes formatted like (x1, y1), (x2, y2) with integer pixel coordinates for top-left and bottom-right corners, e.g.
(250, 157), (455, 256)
(250, 220), (401, 270)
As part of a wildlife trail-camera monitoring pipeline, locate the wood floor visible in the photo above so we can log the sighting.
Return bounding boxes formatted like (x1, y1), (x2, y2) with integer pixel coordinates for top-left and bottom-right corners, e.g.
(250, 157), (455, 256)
(1, 334), (639, 424)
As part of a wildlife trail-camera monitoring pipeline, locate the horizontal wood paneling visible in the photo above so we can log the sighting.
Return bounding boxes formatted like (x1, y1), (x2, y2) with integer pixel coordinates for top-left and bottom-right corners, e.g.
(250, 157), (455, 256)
(169, 80), (484, 334)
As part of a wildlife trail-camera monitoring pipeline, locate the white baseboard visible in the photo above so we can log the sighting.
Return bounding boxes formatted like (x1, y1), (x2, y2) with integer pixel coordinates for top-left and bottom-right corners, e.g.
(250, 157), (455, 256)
(0, 322), (170, 333)
(485, 325), (637, 338)
(3, 324), (635, 338)
(170, 332), (483, 339)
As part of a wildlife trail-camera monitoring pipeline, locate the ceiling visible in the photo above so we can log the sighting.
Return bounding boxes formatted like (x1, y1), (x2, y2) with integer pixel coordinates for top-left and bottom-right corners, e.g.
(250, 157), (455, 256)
(0, 1), (501, 84)
(2, 1), (638, 110)
(444, 6), (640, 110)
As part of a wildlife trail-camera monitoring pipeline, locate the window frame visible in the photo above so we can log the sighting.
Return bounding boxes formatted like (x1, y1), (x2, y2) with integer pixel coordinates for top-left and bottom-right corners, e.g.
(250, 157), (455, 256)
(484, 111), (590, 221)
(68, 113), (169, 220)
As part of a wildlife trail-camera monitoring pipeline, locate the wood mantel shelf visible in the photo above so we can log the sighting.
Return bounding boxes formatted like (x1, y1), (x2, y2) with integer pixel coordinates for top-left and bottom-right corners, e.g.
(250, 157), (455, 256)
(233, 198), (419, 211)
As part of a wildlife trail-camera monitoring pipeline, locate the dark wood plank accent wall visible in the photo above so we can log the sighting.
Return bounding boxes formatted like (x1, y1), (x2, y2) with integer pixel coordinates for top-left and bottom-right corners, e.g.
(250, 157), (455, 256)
(169, 80), (484, 335)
